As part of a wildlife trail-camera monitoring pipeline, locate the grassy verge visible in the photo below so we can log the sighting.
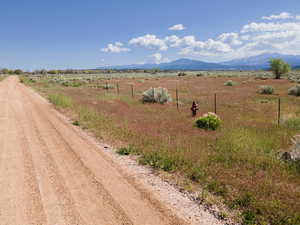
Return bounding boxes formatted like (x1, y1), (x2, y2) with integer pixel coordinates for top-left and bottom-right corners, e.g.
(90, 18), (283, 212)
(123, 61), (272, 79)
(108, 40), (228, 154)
(26, 76), (300, 225)
(0, 75), (7, 82)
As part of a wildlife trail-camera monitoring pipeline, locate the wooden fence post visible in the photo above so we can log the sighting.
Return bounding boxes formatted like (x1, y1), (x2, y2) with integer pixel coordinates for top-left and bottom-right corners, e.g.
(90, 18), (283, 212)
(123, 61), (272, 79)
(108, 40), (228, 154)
(117, 83), (119, 95)
(176, 87), (179, 110)
(278, 97), (281, 126)
(131, 84), (134, 98)
(214, 93), (217, 114)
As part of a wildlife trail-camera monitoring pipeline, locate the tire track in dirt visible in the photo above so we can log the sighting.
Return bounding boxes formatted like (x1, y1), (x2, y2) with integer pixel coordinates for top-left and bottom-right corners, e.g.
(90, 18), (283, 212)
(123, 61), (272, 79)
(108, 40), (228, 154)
(11, 88), (84, 225)
(17, 80), (133, 225)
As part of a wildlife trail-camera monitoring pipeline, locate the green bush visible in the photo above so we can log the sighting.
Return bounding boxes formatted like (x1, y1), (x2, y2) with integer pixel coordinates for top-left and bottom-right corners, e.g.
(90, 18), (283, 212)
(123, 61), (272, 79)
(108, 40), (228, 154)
(102, 84), (115, 89)
(195, 112), (221, 130)
(288, 85), (300, 96)
(142, 87), (172, 104)
(206, 181), (228, 196)
(242, 210), (257, 225)
(188, 167), (206, 182)
(117, 146), (132, 155)
(224, 80), (235, 86)
(282, 117), (300, 129)
(72, 120), (80, 126)
(139, 152), (177, 172)
(259, 85), (274, 94)
(178, 72), (187, 76)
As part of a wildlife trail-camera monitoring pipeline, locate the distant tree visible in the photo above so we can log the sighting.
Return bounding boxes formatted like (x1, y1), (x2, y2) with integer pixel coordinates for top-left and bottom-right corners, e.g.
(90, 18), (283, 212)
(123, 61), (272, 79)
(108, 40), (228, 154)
(41, 69), (48, 75)
(1, 68), (9, 74)
(48, 70), (59, 74)
(270, 58), (291, 79)
(14, 69), (23, 75)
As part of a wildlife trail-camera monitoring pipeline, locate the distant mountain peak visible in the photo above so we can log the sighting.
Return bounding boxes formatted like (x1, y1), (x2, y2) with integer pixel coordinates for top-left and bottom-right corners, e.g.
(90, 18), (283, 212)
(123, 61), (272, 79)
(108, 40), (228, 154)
(97, 53), (300, 71)
(222, 53), (300, 68)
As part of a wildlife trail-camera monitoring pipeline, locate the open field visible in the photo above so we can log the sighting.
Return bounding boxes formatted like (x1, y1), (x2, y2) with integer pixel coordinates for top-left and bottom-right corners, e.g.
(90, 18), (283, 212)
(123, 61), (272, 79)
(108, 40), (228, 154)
(23, 71), (300, 225)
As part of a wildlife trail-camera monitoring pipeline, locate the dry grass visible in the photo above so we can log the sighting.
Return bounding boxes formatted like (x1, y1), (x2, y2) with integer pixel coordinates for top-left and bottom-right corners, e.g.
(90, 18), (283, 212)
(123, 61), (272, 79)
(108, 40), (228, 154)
(27, 73), (300, 225)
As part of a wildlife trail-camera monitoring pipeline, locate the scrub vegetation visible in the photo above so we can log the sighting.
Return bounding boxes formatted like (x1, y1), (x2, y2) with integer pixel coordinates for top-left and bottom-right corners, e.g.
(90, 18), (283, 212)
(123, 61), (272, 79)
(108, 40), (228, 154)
(23, 70), (300, 225)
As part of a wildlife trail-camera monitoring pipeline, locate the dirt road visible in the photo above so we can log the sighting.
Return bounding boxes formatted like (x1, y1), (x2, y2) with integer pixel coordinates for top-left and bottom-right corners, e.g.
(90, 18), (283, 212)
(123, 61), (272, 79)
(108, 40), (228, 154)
(0, 76), (190, 225)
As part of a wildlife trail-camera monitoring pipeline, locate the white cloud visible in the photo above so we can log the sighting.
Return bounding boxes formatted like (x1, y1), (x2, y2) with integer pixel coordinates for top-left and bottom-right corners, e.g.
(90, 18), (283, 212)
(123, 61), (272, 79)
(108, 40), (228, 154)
(150, 53), (170, 64)
(102, 12), (300, 61)
(164, 35), (233, 55)
(129, 34), (168, 51)
(262, 12), (292, 20)
(241, 22), (300, 33)
(218, 32), (242, 45)
(101, 42), (130, 53)
(168, 24), (186, 31)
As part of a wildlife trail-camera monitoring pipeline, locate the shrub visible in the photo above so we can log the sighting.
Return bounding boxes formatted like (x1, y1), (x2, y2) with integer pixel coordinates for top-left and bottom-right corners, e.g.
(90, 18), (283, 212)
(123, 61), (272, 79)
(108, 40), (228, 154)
(72, 120), (80, 126)
(259, 85), (274, 95)
(62, 81), (70, 87)
(70, 82), (83, 87)
(282, 117), (300, 130)
(242, 210), (257, 225)
(288, 85), (300, 96)
(206, 181), (228, 196)
(188, 167), (206, 182)
(117, 145), (138, 156)
(195, 112), (221, 130)
(117, 147), (132, 155)
(142, 87), (172, 104)
(178, 72), (187, 76)
(224, 80), (235, 86)
(234, 193), (253, 209)
(102, 84), (115, 89)
(138, 152), (177, 172)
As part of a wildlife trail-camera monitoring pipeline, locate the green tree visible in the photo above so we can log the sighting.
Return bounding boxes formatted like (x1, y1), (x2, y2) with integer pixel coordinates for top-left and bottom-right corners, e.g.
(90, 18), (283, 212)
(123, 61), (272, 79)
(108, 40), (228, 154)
(270, 58), (291, 79)
(48, 70), (59, 74)
(1, 68), (9, 74)
(14, 69), (23, 75)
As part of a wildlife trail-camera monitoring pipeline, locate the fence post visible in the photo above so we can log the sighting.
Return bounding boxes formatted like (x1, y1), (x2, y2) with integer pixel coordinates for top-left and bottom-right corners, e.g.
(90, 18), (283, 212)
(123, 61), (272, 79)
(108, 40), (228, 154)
(117, 83), (119, 95)
(278, 97), (281, 126)
(131, 84), (134, 98)
(176, 87), (179, 110)
(214, 93), (217, 114)
(106, 81), (108, 94)
(152, 87), (155, 103)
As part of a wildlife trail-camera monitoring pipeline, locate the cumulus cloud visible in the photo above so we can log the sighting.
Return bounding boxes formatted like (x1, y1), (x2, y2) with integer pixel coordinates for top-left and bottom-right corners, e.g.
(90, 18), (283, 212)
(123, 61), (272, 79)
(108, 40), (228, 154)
(262, 12), (292, 20)
(102, 12), (300, 60)
(150, 53), (170, 64)
(218, 32), (243, 45)
(101, 42), (130, 53)
(129, 34), (168, 51)
(168, 24), (186, 31)
(164, 35), (233, 55)
(241, 22), (300, 33)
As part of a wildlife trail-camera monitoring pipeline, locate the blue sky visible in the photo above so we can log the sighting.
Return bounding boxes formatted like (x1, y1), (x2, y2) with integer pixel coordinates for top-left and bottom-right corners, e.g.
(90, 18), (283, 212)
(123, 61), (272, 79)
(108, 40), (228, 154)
(0, 0), (300, 70)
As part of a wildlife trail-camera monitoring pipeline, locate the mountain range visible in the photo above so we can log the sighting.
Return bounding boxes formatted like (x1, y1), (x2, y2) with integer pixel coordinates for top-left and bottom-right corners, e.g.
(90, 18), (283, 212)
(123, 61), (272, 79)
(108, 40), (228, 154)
(98, 53), (300, 71)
